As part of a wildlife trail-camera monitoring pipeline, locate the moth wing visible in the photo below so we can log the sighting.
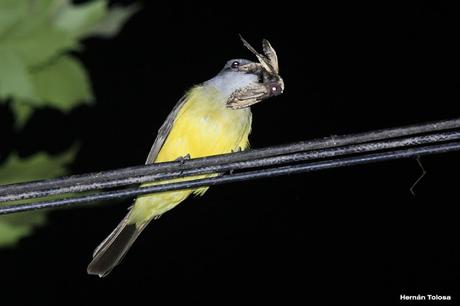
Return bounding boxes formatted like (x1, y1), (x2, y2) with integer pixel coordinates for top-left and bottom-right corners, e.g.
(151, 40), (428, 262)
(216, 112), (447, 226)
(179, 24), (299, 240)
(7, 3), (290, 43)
(239, 35), (276, 74)
(262, 39), (279, 74)
(226, 83), (269, 109)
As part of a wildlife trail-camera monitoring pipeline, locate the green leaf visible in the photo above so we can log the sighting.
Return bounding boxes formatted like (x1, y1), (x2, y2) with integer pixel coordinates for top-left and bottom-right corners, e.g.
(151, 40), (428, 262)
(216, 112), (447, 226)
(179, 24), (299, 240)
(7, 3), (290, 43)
(10, 101), (34, 129)
(52, 0), (107, 38)
(0, 0), (139, 126)
(0, 49), (35, 100)
(0, 0), (28, 37)
(0, 25), (78, 68)
(30, 55), (93, 111)
(0, 211), (46, 247)
(0, 146), (77, 247)
(0, 53), (92, 120)
(0, 148), (76, 185)
(0, 0), (78, 67)
(88, 4), (140, 38)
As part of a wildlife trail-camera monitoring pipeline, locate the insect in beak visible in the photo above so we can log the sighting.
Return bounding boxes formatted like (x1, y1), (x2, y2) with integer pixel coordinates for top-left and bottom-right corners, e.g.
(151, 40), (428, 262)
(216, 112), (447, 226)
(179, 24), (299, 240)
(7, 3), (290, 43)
(226, 36), (285, 110)
(237, 62), (263, 74)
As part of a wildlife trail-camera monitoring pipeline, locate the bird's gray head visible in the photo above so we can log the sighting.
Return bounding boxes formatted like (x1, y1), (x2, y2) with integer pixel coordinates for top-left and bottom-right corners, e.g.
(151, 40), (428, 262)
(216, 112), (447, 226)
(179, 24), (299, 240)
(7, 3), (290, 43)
(220, 59), (258, 72)
(204, 38), (284, 110)
(204, 58), (262, 99)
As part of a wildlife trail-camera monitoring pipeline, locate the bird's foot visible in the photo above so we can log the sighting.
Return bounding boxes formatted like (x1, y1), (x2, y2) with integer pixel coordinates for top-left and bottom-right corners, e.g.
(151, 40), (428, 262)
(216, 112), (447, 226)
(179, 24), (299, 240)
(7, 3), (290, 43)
(176, 154), (191, 165)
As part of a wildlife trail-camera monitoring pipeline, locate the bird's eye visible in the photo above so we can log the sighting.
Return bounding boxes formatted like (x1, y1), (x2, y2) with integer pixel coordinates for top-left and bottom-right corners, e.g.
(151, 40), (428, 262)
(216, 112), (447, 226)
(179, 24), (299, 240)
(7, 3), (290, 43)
(231, 61), (240, 69)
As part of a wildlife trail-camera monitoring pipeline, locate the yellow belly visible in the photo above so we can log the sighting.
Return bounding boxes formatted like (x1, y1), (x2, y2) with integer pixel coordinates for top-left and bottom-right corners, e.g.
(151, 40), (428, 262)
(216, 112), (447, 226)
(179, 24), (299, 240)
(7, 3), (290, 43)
(129, 86), (252, 225)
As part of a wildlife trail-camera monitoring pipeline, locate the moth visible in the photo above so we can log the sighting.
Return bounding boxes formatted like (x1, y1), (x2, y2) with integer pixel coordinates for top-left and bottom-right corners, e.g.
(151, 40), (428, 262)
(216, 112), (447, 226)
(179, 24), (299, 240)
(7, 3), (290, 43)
(226, 36), (285, 110)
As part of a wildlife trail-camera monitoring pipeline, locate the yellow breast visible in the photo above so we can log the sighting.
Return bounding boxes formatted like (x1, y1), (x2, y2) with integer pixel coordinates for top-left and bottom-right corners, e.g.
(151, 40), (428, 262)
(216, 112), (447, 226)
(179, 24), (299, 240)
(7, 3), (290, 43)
(129, 86), (252, 225)
(156, 85), (252, 162)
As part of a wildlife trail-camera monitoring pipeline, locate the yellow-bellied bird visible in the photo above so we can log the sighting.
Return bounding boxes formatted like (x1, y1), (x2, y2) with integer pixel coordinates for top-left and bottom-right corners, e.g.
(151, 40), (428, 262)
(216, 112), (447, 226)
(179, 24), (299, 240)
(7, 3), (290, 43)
(87, 38), (284, 277)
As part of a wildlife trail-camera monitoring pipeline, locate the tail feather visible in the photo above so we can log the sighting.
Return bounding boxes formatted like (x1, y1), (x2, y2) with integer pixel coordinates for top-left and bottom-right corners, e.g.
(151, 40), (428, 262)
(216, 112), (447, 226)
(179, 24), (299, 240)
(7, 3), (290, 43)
(87, 214), (149, 277)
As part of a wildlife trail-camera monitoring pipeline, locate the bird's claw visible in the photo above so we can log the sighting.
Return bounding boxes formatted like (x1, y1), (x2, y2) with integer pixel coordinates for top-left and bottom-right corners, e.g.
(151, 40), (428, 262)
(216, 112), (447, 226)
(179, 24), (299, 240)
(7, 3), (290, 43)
(176, 153), (191, 165)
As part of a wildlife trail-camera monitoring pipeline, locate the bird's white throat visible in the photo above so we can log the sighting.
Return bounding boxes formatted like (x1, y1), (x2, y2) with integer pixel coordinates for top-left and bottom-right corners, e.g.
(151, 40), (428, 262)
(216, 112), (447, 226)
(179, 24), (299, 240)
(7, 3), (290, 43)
(204, 71), (259, 99)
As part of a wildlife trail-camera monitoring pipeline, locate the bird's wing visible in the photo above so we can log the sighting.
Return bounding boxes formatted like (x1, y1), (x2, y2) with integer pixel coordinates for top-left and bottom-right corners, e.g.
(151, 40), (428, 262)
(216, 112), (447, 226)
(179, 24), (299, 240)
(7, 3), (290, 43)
(145, 94), (189, 164)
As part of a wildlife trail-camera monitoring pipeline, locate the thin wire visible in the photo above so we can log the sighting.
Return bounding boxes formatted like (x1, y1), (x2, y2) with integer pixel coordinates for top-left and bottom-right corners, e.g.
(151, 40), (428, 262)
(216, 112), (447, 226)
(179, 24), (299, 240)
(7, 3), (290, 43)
(1, 117), (460, 197)
(1, 129), (460, 203)
(1, 141), (459, 215)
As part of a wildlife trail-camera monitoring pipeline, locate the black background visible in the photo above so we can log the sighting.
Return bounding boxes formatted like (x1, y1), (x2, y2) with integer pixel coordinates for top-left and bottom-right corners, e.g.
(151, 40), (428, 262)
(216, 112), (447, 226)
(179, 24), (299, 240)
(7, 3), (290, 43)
(1, 1), (459, 305)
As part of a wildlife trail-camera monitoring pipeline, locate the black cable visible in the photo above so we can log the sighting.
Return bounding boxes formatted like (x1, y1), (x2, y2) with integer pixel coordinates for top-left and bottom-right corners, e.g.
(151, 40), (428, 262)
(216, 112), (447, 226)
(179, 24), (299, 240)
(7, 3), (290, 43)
(1, 141), (459, 215)
(1, 117), (460, 198)
(1, 130), (460, 203)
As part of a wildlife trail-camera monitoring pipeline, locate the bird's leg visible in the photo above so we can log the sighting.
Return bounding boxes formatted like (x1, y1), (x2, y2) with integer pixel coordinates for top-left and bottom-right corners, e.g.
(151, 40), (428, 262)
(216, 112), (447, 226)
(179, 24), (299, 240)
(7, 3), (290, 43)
(175, 153), (191, 165)
(231, 146), (243, 153)
(228, 147), (243, 175)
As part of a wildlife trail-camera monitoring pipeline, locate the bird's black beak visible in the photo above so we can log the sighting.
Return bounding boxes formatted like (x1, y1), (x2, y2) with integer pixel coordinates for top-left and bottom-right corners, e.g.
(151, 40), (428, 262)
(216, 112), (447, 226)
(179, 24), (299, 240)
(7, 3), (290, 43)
(238, 62), (262, 74)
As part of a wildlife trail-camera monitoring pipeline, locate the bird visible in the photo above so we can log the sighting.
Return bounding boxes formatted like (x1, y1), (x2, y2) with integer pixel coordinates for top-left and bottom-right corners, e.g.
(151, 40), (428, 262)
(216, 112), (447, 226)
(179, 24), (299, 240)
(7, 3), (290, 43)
(87, 38), (284, 277)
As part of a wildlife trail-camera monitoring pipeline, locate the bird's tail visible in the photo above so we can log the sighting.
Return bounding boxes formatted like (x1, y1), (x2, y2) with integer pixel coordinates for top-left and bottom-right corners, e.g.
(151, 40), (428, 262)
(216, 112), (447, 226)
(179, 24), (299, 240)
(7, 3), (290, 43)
(87, 213), (149, 277)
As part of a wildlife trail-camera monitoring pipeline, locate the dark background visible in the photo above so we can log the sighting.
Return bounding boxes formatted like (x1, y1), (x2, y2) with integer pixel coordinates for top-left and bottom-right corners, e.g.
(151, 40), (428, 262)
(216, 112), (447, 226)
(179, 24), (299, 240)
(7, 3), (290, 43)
(1, 1), (459, 305)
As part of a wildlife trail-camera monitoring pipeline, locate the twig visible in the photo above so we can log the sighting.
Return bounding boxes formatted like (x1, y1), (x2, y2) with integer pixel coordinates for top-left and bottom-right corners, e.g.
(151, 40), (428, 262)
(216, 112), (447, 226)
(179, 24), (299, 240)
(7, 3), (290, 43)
(410, 156), (427, 196)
